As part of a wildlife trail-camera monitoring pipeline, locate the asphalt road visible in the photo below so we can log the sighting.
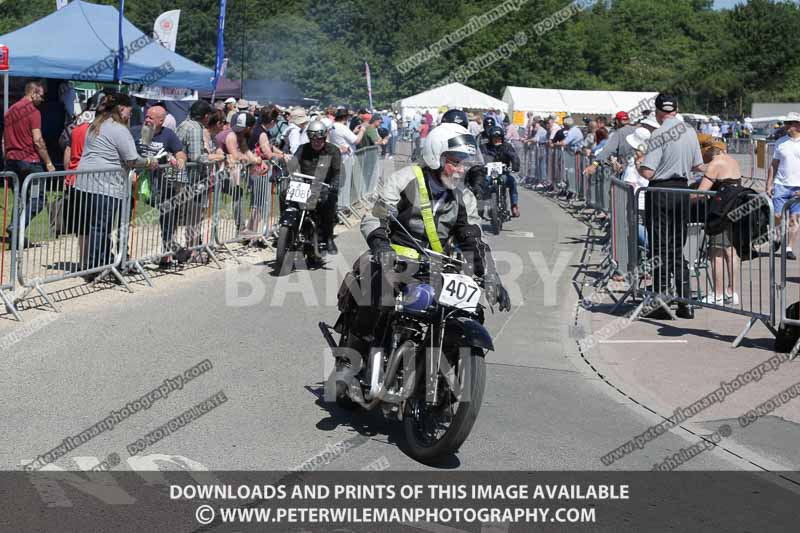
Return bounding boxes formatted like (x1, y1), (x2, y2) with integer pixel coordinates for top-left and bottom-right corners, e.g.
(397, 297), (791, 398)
(1, 185), (798, 530)
(0, 186), (757, 472)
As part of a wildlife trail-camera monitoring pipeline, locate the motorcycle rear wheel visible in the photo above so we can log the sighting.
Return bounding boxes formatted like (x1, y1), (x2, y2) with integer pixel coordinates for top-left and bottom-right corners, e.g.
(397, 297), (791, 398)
(403, 348), (486, 464)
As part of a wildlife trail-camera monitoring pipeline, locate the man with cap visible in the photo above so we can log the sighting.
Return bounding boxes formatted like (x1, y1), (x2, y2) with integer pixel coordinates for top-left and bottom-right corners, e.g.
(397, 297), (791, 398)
(223, 97), (237, 117)
(637, 93), (705, 319)
(284, 108), (310, 155)
(358, 114), (386, 150)
(584, 111), (636, 176)
(330, 108), (366, 157)
(767, 111), (800, 260)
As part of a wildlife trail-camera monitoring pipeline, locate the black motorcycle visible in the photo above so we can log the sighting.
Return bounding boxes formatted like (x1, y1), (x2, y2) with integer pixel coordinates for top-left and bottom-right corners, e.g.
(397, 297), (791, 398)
(479, 162), (512, 235)
(274, 172), (329, 275)
(319, 212), (496, 464)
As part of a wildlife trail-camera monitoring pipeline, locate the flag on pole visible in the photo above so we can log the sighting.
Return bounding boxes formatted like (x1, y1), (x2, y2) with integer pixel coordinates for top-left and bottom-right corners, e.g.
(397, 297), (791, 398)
(56, 0), (69, 10)
(154, 10), (181, 51)
(212, 0), (227, 95)
(115, 0), (125, 82)
(365, 62), (373, 111)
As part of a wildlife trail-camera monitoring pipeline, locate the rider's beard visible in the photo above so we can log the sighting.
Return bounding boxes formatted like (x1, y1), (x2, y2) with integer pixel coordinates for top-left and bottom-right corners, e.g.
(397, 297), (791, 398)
(440, 168), (464, 190)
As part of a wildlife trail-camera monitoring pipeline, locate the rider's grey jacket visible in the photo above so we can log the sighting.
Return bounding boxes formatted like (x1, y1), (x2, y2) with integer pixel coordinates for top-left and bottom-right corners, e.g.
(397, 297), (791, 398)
(361, 164), (495, 277)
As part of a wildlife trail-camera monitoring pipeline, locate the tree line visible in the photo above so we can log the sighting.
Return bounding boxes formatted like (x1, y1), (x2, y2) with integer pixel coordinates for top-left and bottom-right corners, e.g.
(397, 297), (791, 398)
(3, 0), (798, 116)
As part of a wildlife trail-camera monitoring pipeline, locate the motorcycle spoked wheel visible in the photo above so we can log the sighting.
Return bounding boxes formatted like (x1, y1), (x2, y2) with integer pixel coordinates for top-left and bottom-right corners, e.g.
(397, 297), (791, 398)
(490, 191), (502, 234)
(302, 220), (324, 268)
(403, 347), (486, 464)
(275, 225), (296, 275)
(498, 182), (511, 222)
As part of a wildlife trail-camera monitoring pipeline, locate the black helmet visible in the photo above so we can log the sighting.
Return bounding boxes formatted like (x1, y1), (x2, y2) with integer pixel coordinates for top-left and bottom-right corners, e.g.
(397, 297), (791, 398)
(442, 109), (468, 128)
(488, 126), (504, 141)
(483, 116), (497, 131)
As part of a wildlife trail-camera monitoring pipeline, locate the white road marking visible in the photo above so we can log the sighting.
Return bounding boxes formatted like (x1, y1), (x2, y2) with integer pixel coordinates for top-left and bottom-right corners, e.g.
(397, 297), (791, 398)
(506, 231), (535, 238)
(599, 339), (688, 344)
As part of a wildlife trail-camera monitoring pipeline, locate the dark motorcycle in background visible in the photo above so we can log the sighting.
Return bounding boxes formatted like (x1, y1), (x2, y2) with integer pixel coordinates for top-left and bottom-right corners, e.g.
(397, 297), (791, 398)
(274, 172), (330, 275)
(319, 211), (496, 464)
(477, 162), (512, 235)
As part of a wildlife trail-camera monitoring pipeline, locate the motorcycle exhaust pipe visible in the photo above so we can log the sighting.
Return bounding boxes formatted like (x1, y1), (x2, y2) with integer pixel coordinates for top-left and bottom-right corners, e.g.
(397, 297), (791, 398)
(354, 340), (416, 411)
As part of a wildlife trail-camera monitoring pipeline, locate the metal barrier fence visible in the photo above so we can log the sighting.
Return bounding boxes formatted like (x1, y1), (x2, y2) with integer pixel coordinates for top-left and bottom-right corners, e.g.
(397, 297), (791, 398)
(631, 186), (776, 346)
(124, 162), (222, 283)
(0, 142), (388, 319)
(213, 162), (275, 253)
(779, 198), (800, 350)
(16, 168), (133, 310)
(348, 146), (382, 215)
(0, 172), (21, 320)
(609, 179), (638, 278)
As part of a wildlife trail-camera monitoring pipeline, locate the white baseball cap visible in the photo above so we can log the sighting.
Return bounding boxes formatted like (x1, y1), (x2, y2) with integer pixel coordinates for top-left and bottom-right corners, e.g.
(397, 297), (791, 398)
(224, 97), (236, 105)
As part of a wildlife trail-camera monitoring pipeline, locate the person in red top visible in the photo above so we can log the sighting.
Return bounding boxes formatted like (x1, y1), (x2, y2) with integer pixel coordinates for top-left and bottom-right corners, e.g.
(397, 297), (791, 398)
(65, 110), (95, 181)
(419, 120), (430, 139)
(2, 81), (54, 241)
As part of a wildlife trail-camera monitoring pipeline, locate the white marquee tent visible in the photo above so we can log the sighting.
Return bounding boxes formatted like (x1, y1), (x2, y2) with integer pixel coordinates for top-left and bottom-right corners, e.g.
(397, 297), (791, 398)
(502, 86), (658, 117)
(395, 83), (508, 116)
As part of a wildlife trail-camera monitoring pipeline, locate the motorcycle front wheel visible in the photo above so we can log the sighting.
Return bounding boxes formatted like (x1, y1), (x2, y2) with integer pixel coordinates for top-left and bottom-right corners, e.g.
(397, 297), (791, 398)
(490, 192), (502, 234)
(403, 348), (486, 464)
(275, 225), (294, 275)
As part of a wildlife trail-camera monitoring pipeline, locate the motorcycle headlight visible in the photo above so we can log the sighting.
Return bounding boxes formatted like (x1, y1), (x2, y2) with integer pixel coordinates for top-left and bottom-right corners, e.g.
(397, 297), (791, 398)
(401, 283), (436, 315)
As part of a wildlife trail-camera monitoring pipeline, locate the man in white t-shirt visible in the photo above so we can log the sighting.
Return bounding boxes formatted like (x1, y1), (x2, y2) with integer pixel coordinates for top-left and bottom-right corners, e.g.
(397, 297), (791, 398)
(767, 111), (800, 259)
(329, 108), (366, 158)
(329, 109), (366, 199)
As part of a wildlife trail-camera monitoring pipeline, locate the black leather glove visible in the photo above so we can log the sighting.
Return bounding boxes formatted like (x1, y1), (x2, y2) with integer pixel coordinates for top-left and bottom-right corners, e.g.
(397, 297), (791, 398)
(318, 186), (330, 204)
(484, 273), (511, 312)
(370, 239), (397, 273)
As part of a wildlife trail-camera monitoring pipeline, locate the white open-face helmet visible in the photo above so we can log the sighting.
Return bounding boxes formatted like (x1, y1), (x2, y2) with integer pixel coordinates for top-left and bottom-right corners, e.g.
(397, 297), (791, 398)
(422, 123), (481, 170)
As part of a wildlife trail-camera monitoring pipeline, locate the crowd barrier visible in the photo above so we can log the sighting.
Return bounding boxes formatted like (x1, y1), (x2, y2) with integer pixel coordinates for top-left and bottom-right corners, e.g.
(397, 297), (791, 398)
(16, 168), (133, 310)
(0, 172), (20, 320)
(0, 147), (385, 320)
(124, 163), (223, 282)
(779, 197), (800, 354)
(630, 186), (777, 346)
(538, 158), (783, 348)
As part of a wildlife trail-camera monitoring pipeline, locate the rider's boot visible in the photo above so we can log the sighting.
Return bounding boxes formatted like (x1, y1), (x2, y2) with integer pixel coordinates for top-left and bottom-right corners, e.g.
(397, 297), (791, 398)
(327, 236), (339, 255)
(512, 205), (520, 218)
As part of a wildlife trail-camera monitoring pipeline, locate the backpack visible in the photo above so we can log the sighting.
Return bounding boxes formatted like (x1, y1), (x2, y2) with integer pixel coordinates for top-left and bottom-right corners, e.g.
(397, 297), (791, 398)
(705, 183), (754, 236)
(775, 302), (800, 353)
(270, 118), (289, 149)
(705, 182), (768, 261)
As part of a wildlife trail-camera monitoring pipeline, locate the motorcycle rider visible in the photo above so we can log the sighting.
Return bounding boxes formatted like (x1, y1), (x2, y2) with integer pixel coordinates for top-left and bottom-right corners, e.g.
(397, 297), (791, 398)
(479, 116), (497, 147)
(360, 124), (511, 312)
(441, 109), (469, 129)
(439, 114), (485, 227)
(481, 126), (521, 217)
(289, 119), (342, 255)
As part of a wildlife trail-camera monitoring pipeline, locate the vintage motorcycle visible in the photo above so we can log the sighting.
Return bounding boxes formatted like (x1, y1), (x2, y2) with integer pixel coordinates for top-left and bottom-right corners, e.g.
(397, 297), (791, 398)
(274, 172), (330, 275)
(319, 212), (495, 464)
(479, 162), (512, 235)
